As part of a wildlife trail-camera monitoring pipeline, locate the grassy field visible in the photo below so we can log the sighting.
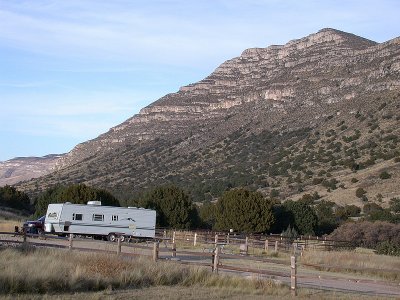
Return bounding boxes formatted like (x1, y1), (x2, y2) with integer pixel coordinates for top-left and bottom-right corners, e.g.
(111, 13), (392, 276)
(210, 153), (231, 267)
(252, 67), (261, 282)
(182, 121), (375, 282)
(300, 249), (400, 281)
(0, 246), (290, 296)
(0, 246), (391, 299)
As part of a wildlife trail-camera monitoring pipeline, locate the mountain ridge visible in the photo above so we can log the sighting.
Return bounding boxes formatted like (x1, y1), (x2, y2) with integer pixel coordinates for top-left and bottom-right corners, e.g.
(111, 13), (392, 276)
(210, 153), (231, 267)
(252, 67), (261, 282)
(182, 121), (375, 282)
(14, 28), (400, 206)
(55, 28), (393, 169)
(0, 154), (63, 186)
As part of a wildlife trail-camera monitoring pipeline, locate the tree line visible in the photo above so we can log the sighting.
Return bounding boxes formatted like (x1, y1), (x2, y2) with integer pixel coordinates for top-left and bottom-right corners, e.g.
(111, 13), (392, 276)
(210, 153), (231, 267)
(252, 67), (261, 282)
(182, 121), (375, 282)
(1, 184), (399, 255)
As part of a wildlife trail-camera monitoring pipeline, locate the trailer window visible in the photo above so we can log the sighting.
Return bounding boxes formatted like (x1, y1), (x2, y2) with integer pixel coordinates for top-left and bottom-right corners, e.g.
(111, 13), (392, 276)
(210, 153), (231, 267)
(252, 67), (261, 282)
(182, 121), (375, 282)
(112, 215), (118, 221)
(73, 213), (83, 221)
(92, 214), (104, 221)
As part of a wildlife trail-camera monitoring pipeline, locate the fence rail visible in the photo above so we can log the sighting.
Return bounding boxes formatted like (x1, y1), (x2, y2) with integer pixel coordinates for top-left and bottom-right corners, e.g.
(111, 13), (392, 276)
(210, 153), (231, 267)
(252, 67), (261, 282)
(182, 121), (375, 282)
(0, 231), (399, 297)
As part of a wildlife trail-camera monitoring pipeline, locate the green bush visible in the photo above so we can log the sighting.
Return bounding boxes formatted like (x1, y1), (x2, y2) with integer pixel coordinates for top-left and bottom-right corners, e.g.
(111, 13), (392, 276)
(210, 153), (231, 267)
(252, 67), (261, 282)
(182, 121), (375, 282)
(351, 177), (358, 183)
(376, 241), (400, 256)
(355, 187), (367, 198)
(379, 171), (391, 180)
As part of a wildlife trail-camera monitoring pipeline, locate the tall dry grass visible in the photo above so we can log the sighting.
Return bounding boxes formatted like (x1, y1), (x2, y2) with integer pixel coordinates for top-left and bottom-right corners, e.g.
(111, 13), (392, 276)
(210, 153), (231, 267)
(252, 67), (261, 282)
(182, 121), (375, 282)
(0, 247), (289, 295)
(0, 220), (20, 232)
(300, 249), (400, 281)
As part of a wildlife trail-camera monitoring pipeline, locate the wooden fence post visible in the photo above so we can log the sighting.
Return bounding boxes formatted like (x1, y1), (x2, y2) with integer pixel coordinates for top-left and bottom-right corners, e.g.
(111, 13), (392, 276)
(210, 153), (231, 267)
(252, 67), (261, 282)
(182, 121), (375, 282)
(163, 230), (167, 238)
(68, 233), (73, 251)
(227, 233), (230, 245)
(172, 231), (176, 244)
(153, 242), (159, 261)
(245, 236), (249, 255)
(291, 256), (297, 296)
(275, 240), (278, 252)
(117, 237), (121, 255)
(23, 230), (27, 245)
(214, 234), (218, 245)
(213, 246), (220, 273)
(172, 242), (176, 257)
(264, 239), (269, 252)
(193, 232), (197, 246)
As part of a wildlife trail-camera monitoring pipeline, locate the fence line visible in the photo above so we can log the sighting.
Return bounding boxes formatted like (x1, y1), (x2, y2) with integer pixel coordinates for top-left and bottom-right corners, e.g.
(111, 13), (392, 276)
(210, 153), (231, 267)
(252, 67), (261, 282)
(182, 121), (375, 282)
(2, 231), (397, 297)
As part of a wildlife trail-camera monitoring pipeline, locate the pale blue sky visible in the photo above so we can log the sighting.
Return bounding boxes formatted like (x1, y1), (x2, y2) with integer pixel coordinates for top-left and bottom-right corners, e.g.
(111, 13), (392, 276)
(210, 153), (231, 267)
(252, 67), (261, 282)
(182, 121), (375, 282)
(1, 0), (399, 161)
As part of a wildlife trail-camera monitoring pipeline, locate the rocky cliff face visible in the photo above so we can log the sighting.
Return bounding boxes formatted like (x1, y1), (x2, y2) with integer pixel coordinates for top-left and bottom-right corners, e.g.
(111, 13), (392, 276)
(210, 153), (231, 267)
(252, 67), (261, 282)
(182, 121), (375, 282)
(55, 28), (399, 169)
(18, 28), (400, 204)
(0, 154), (63, 186)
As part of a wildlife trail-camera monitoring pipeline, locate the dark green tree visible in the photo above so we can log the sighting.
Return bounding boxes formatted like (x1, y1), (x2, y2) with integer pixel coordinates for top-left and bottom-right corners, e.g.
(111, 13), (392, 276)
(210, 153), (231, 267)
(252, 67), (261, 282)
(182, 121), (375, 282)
(0, 185), (31, 211)
(214, 189), (275, 233)
(140, 185), (199, 229)
(34, 184), (120, 217)
(269, 203), (293, 234)
(315, 200), (338, 235)
(283, 200), (318, 235)
(198, 201), (217, 229)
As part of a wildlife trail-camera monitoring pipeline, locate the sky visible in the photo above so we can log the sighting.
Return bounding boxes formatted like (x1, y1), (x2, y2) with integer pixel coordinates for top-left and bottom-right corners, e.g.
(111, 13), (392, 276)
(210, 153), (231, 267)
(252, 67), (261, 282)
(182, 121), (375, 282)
(1, 0), (399, 161)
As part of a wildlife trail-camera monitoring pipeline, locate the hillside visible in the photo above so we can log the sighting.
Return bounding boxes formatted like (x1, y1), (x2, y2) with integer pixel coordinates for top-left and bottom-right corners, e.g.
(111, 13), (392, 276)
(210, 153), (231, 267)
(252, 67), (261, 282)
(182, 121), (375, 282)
(17, 28), (400, 206)
(0, 155), (63, 187)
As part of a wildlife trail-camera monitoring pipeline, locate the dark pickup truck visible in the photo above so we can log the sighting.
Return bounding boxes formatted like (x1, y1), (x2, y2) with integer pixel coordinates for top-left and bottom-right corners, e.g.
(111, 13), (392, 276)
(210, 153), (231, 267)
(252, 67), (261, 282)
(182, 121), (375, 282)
(22, 216), (45, 234)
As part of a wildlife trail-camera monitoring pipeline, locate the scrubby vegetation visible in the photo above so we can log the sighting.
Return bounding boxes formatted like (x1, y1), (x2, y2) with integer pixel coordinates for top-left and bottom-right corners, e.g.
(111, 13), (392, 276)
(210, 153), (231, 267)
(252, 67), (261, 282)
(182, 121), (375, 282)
(329, 221), (400, 255)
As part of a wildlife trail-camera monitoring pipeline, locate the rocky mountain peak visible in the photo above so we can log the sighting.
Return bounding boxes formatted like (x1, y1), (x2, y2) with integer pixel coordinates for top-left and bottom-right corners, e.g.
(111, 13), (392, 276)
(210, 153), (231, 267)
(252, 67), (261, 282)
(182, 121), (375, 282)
(16, 28), (400, 206)
(240, 28), (377, 60)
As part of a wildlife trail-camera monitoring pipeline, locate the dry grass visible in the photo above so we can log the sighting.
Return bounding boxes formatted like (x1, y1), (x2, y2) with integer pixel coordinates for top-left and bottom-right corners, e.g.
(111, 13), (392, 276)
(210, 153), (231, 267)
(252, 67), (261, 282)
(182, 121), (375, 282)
(0, 246), (290, 296)
(300, 249), (400, 281)
(0, 220), (20, 232)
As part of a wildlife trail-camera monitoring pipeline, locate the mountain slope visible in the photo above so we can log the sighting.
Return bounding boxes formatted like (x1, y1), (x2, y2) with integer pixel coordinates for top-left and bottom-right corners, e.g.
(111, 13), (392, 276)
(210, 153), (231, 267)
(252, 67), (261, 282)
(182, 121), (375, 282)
(0, 155), (63, 186)
(17, 29), (400, 205)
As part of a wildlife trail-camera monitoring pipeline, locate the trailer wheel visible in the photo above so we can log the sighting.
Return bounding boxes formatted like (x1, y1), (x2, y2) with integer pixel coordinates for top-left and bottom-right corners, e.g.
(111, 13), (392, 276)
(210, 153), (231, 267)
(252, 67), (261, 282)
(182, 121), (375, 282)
(108, 233), (117, 242)
(120, 235), (125, 242)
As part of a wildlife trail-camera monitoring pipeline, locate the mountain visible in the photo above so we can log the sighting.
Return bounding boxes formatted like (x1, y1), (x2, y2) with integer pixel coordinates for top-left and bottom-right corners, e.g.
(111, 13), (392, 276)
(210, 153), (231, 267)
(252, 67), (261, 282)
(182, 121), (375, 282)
(0, 154), (63, 186)
(17, 28), (400, 206)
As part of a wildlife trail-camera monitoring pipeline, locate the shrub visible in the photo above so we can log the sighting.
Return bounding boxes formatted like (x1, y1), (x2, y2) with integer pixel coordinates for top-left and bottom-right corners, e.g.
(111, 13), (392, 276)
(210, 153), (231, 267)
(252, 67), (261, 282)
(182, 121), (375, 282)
(379, 171), (391, 180)
(329, 221), (400, 250)
(270, 189), (280, 198)
(389, 197), (400, 213)
(355, 187), (367, 198)
(376, 241), (400, 256)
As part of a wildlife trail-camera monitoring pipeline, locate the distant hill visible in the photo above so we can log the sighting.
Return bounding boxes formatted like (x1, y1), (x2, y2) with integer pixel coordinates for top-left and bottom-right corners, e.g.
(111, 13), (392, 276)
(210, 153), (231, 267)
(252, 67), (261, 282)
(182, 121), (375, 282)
(0, 154), (63, 186)
(16, 28), (400, 206)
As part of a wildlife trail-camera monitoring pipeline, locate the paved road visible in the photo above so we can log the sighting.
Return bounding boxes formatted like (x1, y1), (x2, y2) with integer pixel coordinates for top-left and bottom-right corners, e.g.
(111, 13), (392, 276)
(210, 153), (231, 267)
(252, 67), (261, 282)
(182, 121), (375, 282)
(1, 234), (400, 297)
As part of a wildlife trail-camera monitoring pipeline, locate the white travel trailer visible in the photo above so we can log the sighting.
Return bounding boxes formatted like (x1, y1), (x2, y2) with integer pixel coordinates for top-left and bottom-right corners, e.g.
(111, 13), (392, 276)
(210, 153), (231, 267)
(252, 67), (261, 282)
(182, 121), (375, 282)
(44, 201), (156, 241)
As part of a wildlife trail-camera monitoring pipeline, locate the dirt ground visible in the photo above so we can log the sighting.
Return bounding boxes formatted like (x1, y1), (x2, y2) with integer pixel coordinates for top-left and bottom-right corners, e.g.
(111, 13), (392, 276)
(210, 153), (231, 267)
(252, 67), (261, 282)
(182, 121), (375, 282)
(0, 286), (390, 300)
